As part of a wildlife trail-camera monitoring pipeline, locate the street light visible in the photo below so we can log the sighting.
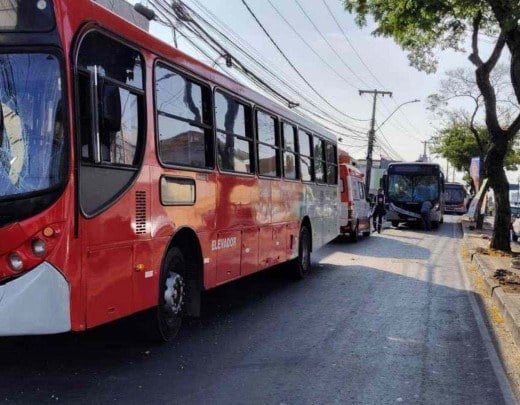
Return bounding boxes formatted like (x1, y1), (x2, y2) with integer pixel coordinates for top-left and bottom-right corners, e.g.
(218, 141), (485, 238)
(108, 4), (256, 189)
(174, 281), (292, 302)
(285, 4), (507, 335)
(376, 99), (420, 132)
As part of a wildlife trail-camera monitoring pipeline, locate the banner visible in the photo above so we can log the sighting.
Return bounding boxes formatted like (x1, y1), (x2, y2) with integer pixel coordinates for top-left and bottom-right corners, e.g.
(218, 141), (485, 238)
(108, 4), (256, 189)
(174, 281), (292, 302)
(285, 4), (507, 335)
(466, 178), (488, 221)
(470, 157), (480, 191)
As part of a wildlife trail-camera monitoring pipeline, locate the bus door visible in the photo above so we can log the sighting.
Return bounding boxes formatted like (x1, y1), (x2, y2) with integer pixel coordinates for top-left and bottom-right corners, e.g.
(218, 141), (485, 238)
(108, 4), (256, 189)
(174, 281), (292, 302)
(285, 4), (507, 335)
(75, 31), (147, 327)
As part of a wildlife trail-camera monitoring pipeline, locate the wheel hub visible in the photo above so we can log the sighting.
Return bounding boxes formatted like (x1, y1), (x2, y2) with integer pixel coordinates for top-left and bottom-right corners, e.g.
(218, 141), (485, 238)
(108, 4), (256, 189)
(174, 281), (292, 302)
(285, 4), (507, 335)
(164, 272), (184, 315)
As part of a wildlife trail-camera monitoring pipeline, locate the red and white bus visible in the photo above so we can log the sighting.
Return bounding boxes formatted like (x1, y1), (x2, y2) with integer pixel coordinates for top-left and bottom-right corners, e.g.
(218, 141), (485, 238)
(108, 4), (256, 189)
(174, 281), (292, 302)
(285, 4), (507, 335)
(0, 0), (341, 340)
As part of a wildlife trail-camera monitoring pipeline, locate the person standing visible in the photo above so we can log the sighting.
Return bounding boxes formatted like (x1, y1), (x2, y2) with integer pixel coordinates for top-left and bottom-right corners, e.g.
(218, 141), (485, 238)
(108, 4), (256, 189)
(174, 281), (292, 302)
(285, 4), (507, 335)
(372, 188), (386, 233)
(421, 200), (433, 231)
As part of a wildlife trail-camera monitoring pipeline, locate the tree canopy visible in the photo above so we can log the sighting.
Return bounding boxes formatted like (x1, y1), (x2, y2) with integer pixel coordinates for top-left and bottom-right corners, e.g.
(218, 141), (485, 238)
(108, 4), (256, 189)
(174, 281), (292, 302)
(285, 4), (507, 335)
(432, 122), (520, 172)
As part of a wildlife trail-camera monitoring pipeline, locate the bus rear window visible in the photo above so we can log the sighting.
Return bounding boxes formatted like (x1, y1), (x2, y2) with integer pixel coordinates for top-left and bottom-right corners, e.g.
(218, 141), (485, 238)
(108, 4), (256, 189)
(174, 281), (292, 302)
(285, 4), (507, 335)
(0, 0), (56, 32)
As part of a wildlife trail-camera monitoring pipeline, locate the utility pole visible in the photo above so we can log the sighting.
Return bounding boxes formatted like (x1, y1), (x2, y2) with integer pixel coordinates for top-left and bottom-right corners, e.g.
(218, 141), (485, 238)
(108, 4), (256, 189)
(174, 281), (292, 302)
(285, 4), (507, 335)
(421, 140), (430, 162)
(359, 89), (393, 196)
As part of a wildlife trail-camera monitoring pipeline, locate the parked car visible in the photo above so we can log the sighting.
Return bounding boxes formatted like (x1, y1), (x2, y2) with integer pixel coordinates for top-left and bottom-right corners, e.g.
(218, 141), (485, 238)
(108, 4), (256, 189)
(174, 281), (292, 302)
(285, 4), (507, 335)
(338, 152), (371, 241)
(444, 182), (469, 215)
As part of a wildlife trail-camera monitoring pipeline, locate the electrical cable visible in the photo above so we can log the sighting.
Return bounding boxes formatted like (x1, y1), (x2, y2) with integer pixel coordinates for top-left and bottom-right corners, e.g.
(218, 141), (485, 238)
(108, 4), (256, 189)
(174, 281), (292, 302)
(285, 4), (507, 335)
(239, 0), (368, 123)
(158, 0), (370, 137)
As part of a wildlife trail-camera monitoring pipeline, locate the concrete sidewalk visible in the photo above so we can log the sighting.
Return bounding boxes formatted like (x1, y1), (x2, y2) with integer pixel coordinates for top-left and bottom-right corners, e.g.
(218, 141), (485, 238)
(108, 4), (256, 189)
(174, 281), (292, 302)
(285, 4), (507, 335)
(461, 217), (520, 349)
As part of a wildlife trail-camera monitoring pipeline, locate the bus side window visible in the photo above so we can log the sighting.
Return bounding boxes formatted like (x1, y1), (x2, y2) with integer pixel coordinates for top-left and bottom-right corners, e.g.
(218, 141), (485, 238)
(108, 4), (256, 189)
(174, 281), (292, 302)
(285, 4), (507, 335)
(282, 122), (298, 180)
(155, 64), (213, 169)
(326, 142), (337, 185)
(256, 110), (280, 177)
(298, 130), (313, 182)
(215, 91), (253, 174)
(313, 137), (326, 184)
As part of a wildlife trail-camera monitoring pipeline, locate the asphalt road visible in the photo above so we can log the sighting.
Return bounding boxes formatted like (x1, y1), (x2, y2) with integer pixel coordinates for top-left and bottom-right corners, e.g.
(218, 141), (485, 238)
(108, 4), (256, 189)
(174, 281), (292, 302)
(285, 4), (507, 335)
(0, 217), (516, 404)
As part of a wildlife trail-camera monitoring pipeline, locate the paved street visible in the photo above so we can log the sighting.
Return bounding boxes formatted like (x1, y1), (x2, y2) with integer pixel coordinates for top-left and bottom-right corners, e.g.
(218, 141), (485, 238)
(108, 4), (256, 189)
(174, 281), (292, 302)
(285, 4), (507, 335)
(0, 217), (515, 404)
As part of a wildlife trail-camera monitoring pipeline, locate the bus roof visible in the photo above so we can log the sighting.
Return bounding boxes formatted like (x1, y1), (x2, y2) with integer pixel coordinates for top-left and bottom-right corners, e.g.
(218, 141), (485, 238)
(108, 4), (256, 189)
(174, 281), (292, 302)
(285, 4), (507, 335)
(388, 162), (441, 167)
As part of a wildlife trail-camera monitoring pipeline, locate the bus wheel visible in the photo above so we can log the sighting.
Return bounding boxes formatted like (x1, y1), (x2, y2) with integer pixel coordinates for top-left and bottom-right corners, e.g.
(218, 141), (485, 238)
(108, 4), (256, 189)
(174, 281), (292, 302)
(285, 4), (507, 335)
(391, 220), (399, 228)
(155, 248), (186, 341)
(292, 226), (311, 279)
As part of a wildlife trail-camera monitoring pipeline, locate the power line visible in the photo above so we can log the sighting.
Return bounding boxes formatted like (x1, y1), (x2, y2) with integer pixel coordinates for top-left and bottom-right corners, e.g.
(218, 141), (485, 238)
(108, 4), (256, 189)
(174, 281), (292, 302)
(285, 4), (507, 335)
(266, 0), (359, 90)
(154, 1), (369, 139)
(320, 0), (385, 89)
(293, 0), (372, 89)
(170, 0), (370, 136)
(239, 0), (368, 123)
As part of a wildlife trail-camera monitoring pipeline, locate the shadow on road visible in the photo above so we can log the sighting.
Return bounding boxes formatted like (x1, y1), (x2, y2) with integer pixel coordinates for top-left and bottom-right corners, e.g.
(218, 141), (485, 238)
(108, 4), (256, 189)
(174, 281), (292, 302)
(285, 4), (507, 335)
(0, 253), (510, 404)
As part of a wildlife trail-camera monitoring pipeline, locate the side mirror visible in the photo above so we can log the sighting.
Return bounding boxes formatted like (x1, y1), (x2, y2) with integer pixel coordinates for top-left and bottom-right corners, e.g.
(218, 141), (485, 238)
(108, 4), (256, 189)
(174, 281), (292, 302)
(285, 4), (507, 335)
(100, 82), (121, 133)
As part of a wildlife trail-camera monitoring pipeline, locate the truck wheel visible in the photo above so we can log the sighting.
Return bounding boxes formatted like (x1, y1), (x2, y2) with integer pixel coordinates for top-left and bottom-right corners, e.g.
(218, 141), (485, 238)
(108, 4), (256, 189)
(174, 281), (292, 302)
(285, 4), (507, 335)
(292, 226), (311, 279)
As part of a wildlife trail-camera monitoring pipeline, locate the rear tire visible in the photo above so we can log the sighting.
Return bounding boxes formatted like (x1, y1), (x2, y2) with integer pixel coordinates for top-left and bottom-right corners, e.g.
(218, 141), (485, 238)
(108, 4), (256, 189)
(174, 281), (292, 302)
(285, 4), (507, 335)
(292, 226), (311, 279)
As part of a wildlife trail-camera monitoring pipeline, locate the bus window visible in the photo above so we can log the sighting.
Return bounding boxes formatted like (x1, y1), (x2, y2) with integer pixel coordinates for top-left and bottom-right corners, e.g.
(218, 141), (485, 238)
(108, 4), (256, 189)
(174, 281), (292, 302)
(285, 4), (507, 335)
(314, 138), (326, 184)
(298, 130), (313, 182)
(77, 31), (144, 167)
(155, 64), (213, 168)
(76, 31), (145, 215)
(215, 91), (253, 174)
(326, 142), (337, 185)
(256, 110), (280, 177)
(282, 122), (298, 180)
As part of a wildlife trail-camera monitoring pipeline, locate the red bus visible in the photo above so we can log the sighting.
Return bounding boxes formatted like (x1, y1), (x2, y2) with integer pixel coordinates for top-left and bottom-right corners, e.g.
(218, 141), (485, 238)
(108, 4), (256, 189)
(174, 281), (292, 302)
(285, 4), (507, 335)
(0, 0), (341, 340)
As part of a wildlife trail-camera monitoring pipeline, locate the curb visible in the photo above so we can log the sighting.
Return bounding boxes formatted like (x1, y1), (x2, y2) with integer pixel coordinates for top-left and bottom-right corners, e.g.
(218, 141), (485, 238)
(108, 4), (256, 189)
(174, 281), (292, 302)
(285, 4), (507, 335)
(461, 230), (520, 349)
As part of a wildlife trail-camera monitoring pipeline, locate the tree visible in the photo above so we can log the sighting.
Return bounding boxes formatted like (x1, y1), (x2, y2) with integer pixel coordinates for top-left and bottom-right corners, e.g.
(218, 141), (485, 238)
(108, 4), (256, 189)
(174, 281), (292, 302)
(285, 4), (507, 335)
(432, 121), (520, 192)
(344, 0), (520, 251)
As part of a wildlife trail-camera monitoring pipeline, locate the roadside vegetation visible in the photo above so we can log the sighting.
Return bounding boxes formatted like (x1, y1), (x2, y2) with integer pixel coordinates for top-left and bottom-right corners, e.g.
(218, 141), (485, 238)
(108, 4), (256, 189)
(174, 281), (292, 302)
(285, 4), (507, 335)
(343, 0), (520, 252)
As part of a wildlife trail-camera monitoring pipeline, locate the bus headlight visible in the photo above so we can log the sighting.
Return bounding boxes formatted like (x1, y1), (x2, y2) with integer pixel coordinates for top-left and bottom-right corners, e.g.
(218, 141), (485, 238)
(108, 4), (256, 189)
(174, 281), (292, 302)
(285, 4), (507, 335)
(8, 253), (24, 272)
(32, 239), (47, 257)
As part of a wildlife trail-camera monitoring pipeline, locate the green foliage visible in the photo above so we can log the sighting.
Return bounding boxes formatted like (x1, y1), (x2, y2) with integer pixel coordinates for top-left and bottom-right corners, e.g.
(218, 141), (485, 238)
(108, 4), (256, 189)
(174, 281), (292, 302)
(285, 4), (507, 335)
(432, 123), (520, 172)
(342, 0), (496, 72)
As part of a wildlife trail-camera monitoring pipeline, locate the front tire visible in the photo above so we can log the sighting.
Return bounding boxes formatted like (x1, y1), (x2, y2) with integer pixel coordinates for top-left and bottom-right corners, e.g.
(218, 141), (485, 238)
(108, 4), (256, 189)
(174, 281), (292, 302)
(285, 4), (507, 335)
(150, 247), (186, 342)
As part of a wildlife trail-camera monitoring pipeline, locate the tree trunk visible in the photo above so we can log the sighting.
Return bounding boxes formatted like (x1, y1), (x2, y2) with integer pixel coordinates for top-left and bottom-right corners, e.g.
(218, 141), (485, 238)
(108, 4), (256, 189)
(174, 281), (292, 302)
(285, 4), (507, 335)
(485, 142), (511, 252)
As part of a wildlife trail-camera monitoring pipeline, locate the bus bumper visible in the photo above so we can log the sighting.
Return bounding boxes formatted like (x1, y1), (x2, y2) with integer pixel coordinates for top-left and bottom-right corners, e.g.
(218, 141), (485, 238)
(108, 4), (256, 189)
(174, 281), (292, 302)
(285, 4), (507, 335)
(0, 262), (71, 336)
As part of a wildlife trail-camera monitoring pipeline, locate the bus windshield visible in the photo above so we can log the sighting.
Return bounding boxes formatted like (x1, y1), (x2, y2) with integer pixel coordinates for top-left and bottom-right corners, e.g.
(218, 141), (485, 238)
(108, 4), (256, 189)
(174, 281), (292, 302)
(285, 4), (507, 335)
(0, 53), (65, 199)
(388, 174), (439, 203)
(445, 185), (466, 204)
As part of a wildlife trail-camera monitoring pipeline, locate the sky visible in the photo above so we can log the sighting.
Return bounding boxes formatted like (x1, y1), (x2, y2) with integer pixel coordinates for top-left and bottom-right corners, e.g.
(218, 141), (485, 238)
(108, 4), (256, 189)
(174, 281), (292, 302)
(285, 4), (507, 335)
(135, 0), (515, 182)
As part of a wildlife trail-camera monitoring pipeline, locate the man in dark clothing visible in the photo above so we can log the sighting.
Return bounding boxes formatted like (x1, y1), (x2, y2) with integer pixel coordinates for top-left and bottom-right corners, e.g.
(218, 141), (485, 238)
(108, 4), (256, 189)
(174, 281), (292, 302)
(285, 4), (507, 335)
(421, 200), (433, 231)
(372, 188), (386, 233)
